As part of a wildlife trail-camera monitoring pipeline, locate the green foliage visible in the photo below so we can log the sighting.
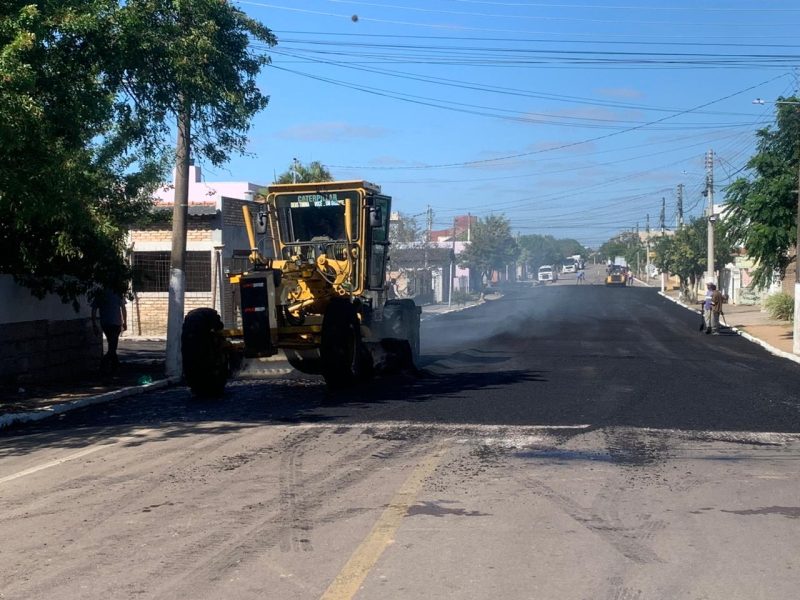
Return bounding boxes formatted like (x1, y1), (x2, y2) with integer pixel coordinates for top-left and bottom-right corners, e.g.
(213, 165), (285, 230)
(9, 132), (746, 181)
(451, 288), (477, 305)
(599, 231), (641, 268)
(724, 97), (800, 288)
(275, 160), (333, 184)
(652, 218), (733, 292)
(457, 215), (517, 282)
(0, 0), (152, 304)
(0, 1), (275, 305)
(517, 234), (585, 270)
(114, 0), (276, 167)
(554, 238), (586, 260)
(389, 212), (424, 246)
(764, 292), (794, 321)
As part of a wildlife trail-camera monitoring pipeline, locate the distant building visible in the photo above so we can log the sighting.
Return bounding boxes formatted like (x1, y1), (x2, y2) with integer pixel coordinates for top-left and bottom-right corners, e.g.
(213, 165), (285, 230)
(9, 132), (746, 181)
(388, 247), (455, 304)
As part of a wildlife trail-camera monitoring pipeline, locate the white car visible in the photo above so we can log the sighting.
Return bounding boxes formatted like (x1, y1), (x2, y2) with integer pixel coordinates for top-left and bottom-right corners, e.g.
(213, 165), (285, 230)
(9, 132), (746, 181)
(538, 265), (558, 283)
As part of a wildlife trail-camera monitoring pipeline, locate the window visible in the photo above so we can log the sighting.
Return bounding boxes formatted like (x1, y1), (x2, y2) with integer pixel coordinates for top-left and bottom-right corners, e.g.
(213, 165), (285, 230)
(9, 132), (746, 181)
(275, 191), (360, 243)
(132, 251), (211, 292)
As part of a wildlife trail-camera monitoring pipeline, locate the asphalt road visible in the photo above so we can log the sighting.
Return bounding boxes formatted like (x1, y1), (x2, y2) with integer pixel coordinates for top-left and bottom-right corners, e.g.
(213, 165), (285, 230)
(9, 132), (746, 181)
(2, 279), (800, 599)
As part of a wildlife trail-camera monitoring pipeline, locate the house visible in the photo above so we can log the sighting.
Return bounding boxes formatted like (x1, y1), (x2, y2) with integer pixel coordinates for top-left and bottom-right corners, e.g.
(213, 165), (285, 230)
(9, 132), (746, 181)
(127, 165), (266, 335)
(388, 247), (455, 304)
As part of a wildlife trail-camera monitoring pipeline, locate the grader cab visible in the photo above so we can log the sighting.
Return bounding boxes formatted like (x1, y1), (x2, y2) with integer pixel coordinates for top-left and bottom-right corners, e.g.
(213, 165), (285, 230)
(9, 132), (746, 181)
(181, 180), (420, 397)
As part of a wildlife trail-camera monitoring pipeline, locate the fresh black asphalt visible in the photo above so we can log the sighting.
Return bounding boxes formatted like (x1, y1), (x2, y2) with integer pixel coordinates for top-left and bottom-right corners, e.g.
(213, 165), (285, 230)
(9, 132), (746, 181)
(4, 284), (800, 446)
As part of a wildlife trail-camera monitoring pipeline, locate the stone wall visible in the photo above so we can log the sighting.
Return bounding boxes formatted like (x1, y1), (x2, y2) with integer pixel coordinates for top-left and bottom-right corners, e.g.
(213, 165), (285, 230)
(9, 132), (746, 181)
(0, 275), (102, 384)
(0, 317), (101, 384)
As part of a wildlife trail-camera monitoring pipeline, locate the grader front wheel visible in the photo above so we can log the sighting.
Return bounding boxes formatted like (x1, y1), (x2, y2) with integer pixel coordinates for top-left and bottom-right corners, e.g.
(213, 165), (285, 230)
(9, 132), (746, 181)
(321, 298), (368, 389)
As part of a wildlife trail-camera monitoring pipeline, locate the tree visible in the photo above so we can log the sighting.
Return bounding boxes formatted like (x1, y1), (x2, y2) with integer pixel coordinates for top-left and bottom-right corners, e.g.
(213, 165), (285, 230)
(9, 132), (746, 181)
(724, 96), (800, 288)
(275, 160), (333, 184)
(517, 234), (559, 271)
(0, 1), (276, 305)
(389, 212), (425, 247)
(457, 215), (518, 291)
(554, 238), (587, 260)
(0, 1), (154, 305)
(652, 218), (733, 299)
(599, 231), (641, 268)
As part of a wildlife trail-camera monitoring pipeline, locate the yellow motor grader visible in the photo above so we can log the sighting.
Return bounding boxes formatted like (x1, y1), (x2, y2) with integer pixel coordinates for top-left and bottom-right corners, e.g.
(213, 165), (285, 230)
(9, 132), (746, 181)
(181, 180), (420, 397)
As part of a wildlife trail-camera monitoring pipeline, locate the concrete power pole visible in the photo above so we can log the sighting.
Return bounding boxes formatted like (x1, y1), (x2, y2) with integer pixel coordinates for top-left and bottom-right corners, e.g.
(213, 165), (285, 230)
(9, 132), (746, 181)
(660, 197), (666, 235)
(425, 205), (433, 269)
(677, 183), (684, 229)
(636, 222), (641, 278)
(705, 149), (715, 284)
(645, 214), (651, 281)
(166, 100), (191, 378)
(794, 142), (800, 353)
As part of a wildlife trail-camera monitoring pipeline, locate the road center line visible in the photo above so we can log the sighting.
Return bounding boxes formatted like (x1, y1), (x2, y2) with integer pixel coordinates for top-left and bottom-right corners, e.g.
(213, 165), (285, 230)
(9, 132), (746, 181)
(320, 443), (448, 600)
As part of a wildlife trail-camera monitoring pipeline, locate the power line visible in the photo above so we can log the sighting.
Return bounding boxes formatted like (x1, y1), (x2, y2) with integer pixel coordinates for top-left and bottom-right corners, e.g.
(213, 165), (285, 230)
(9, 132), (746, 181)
(323, 72), (790, 170)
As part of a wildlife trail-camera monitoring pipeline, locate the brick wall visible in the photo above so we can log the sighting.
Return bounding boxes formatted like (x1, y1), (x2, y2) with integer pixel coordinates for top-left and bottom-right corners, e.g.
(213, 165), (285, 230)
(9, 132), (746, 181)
(128, 218), (216, 335)
(128, 292), (214, 336)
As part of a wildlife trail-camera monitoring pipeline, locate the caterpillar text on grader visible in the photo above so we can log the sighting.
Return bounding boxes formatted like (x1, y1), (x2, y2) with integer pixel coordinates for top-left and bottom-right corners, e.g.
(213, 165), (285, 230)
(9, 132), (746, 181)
(181, 180), (421, 397)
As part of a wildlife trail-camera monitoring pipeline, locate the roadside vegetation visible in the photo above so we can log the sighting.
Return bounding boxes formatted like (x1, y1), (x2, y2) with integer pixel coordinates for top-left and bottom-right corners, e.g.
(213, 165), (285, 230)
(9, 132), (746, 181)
(764, 292), (794, 322)
(0, 1), (275, 306)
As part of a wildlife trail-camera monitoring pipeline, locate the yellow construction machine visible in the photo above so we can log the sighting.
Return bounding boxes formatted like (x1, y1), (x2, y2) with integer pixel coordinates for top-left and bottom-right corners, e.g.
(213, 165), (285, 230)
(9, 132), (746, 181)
(181, 180), (420, 397)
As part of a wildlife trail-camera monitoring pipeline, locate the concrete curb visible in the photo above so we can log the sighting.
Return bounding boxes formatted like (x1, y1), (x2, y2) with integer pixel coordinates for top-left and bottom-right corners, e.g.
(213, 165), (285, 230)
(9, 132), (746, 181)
(658, 291), (800, 366)
(0, 377), (181, 431)
(420, 299), (488, 321)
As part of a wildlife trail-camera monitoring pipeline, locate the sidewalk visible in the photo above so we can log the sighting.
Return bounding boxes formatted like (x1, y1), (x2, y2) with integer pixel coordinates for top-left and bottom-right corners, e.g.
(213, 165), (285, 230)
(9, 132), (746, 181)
(659, 288), (797, 359)
(0, 337), (172, 429)
(1, 299), (488, 429)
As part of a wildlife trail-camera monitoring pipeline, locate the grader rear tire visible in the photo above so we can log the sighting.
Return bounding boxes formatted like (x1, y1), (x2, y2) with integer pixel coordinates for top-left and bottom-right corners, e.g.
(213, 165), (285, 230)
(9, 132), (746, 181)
(181, 308), (228, 398)
(321, 298), (365, 389)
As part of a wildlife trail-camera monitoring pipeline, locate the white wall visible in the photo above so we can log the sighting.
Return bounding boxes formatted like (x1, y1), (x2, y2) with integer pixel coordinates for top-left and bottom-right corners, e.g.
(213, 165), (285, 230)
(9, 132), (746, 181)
(151, 165), (265, 207)
(0, 275), (91, 324)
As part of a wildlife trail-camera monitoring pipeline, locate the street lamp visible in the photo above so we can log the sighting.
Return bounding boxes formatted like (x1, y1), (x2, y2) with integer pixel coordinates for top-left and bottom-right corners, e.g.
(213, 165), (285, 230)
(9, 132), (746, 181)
(752, 98), (800, 353)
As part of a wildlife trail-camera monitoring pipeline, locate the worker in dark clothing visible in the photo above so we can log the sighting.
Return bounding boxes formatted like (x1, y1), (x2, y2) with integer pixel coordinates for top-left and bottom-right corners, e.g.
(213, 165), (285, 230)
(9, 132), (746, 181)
(91, 288), (127, 374)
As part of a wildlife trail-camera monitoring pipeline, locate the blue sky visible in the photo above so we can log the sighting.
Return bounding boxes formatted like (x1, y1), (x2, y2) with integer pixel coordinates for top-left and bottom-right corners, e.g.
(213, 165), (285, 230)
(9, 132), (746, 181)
(212, 0), (800, 248)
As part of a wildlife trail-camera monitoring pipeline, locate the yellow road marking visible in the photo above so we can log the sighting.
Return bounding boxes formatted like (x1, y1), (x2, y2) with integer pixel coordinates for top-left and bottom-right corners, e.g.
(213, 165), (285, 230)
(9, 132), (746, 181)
(320, 444), (447, 600)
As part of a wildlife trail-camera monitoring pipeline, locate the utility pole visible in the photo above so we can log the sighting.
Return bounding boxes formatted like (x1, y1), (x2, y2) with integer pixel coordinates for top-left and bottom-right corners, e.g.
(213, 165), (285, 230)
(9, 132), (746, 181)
(636, 222), (641, 278)
(677, 183), (684, 228)
(705, 149), (715, 284)
(645, 214), (651, 280)
(292, 157), (299, 183)
(166, 98), (191, 377)
(449, 215), (456, 307)
(425, 205), (433, 269)
(794, 129), (800, 353)
(660, 198), (666, 292)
